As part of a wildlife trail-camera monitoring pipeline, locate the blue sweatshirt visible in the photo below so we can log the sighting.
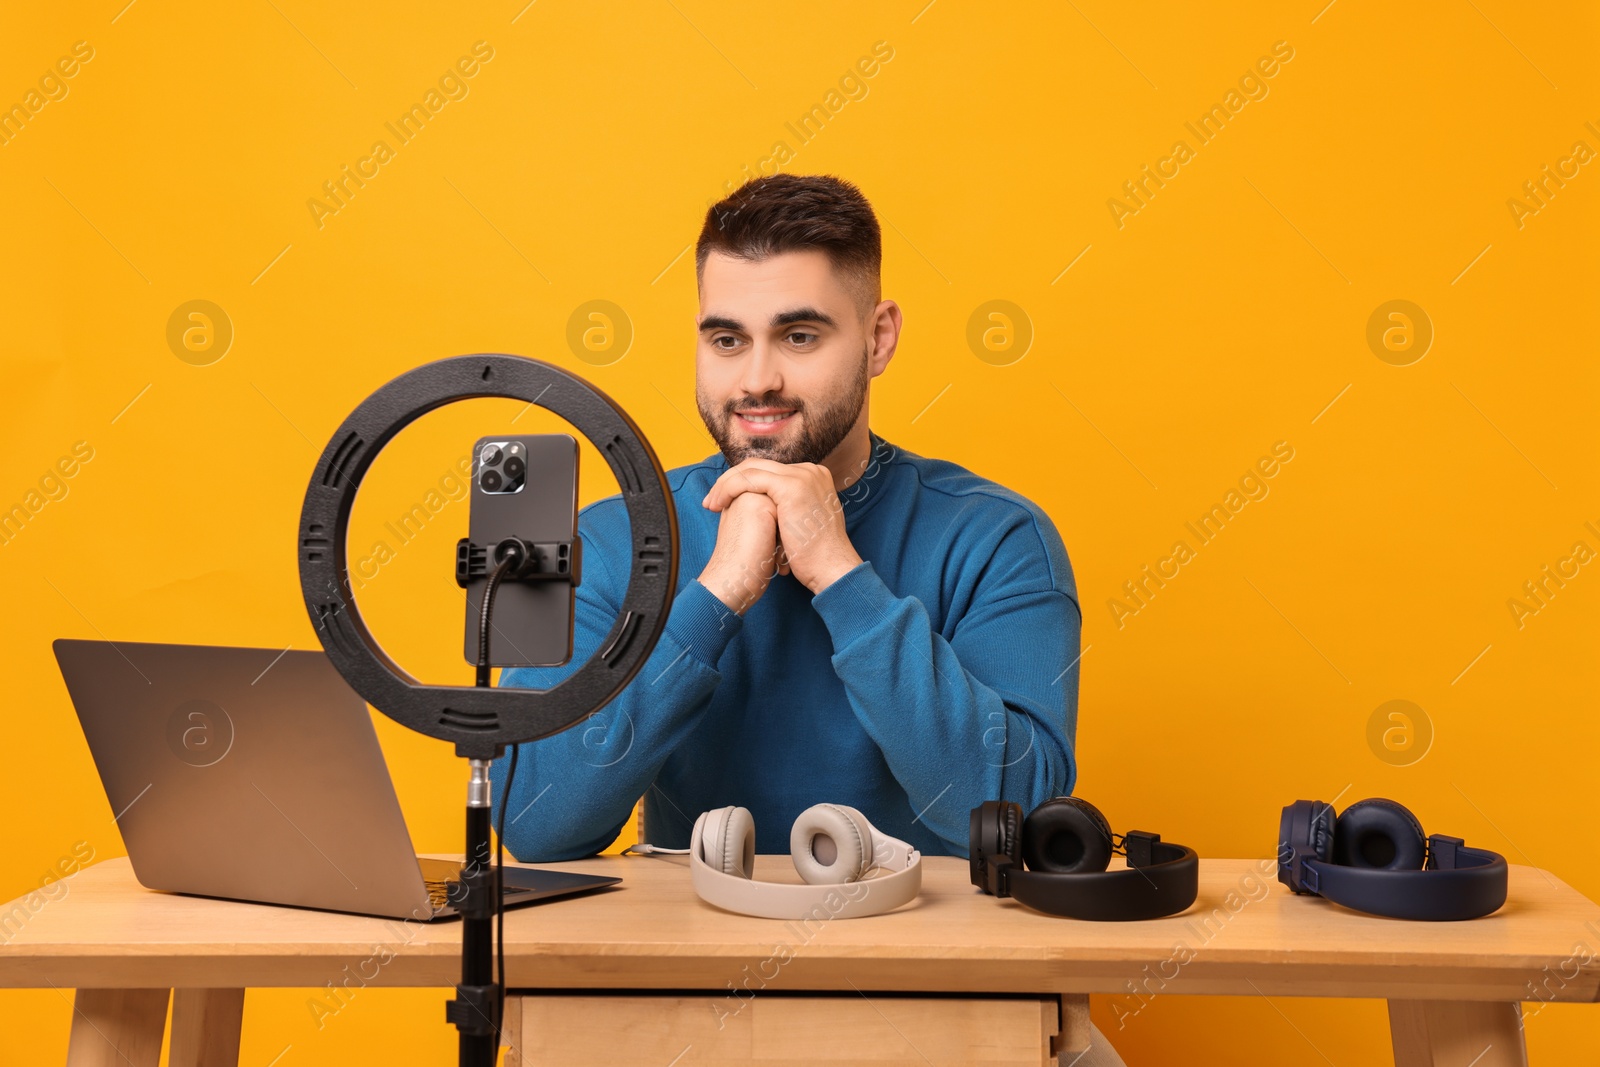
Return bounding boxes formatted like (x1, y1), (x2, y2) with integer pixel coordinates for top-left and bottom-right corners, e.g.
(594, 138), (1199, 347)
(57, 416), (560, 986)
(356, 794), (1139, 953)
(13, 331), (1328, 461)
(490, 432), (1081, 860)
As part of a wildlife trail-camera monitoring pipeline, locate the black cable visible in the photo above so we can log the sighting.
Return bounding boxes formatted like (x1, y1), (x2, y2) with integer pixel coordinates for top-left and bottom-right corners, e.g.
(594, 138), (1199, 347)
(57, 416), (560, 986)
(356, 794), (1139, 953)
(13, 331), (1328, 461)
(475, 553), (517, 1039)
(477, 551), (516, 687)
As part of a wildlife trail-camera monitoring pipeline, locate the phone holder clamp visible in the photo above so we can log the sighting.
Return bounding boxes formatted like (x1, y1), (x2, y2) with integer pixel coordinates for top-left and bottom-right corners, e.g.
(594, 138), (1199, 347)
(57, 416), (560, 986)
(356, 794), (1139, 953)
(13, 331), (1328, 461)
(454, 537), (582, 586)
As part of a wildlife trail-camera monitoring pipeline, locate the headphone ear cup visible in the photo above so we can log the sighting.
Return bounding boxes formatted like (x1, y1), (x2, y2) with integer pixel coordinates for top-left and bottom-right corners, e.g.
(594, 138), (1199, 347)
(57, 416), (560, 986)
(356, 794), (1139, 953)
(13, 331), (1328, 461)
(1310, 802), (1335, 863)
(1279, 800), (1334, 893)
(791, 803), (873, 884)
(699, 806), (756, 878)
(1333, 798), (1426, 871)
(1022, 797), (1113, 874)
(1002, 802), (1021, 866)
(970, 801), (1022, 888)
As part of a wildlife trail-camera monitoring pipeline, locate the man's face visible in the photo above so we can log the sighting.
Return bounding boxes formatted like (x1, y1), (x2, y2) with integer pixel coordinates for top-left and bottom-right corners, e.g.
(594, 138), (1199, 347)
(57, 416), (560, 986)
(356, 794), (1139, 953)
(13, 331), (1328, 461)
(695, 249), (872, 466)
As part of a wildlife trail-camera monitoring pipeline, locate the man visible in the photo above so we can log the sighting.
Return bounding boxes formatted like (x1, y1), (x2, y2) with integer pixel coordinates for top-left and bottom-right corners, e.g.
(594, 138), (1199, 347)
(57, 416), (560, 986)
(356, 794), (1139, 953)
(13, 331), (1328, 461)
(492, 173), (1080, 864)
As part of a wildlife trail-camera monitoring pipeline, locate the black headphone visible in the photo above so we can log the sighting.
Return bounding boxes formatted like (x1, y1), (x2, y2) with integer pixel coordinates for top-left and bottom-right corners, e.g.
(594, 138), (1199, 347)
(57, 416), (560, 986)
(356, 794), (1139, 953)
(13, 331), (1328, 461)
(969, 798), (1199, 921)
(1277, 799), (1508, 921)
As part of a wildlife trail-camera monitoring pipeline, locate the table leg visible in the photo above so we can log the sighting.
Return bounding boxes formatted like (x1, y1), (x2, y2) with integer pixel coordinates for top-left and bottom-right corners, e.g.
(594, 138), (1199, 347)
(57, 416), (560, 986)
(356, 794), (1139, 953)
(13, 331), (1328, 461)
(1388, 1000), (1528, 1067)
(169, 988), (245, 1067)
(1054, 994), (1091, 1057)
(502, 994), (527, 1067)
(65, 988), (170, 1067)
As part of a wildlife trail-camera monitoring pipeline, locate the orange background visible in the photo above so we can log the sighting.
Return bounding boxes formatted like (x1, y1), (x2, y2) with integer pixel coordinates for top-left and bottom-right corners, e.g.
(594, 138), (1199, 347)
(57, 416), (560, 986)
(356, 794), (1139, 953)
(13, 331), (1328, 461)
(2, 1), (1596, 1063)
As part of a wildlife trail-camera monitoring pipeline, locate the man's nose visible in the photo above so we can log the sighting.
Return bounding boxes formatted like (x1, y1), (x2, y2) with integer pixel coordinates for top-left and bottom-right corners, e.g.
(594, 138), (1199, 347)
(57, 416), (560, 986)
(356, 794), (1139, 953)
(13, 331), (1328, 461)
(738, 342), (783, 399)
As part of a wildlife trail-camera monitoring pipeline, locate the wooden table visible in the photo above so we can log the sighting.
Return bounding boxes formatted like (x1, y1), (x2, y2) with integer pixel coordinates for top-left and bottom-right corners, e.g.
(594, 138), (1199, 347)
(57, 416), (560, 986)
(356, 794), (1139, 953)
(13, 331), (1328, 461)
(2, 854), (1597, 1065)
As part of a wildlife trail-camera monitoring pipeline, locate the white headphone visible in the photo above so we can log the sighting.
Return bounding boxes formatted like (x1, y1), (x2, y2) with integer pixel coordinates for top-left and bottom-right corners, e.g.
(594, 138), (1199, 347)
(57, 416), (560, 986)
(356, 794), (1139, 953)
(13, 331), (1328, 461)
(628, 803), (923, 920)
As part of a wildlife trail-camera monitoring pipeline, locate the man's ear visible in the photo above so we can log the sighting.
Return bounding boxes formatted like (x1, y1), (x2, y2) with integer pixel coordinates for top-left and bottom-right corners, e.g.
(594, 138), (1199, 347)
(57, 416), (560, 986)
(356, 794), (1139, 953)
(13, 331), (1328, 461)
(867, 300), (902, 377)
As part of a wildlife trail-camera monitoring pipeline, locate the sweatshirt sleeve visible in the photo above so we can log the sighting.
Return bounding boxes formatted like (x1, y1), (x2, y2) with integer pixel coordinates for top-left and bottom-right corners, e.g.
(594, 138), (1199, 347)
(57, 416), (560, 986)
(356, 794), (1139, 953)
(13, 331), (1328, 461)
(808, 508), (1080, 855)
(489, 506), (742, 861)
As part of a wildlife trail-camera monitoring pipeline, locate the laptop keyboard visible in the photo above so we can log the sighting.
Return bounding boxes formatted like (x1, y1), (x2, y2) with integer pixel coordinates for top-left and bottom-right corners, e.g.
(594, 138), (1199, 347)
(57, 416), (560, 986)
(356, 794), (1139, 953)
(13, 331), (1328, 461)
(418, 858), (468, 911)
(424, 877), (459, 911)
(417, 857), (545, 912)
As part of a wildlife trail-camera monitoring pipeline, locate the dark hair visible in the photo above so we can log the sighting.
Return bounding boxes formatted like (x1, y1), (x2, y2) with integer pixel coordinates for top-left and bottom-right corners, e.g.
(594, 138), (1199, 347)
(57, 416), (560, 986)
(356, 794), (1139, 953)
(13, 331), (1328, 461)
(696, 174), (882, 316)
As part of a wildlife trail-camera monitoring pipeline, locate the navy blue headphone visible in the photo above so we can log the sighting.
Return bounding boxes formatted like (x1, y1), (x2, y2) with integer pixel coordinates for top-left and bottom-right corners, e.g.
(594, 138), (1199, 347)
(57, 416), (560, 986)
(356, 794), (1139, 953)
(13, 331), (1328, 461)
(1278, 799), (1508, 921)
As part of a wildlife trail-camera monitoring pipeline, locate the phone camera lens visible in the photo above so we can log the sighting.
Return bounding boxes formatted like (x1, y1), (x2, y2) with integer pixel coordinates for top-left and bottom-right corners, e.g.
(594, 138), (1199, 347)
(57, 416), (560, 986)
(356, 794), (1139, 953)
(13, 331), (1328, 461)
(503, 456), (525, 480)
(481, 445), (502, 467)
(480, 469), (503, 493)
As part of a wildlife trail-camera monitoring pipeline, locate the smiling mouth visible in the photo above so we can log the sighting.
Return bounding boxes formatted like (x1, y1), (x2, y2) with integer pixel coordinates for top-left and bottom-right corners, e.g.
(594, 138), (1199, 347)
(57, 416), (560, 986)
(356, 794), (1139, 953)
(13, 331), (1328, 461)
(734, 410), (796, 432)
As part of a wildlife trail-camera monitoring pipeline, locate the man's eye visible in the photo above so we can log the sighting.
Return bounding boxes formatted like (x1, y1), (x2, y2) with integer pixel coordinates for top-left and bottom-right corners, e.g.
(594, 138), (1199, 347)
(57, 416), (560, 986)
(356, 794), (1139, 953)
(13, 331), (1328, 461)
(712, 336), (741, 351)
(786, 331), (817, 346)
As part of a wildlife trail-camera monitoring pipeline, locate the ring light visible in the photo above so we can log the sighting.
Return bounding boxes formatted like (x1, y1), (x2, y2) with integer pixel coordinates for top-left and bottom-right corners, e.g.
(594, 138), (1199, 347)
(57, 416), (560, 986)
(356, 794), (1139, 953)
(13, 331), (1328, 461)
(296, 353), (679, 759)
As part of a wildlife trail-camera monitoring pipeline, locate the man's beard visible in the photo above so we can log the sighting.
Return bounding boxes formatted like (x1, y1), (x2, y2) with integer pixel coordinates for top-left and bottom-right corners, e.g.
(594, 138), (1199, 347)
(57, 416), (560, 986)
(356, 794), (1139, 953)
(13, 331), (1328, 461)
(697, 347), (870, 466)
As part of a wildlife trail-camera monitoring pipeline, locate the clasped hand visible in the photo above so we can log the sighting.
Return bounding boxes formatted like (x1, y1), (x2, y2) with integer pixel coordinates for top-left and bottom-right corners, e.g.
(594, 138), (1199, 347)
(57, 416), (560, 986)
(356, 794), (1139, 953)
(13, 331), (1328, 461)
(697, 458), (863, 613)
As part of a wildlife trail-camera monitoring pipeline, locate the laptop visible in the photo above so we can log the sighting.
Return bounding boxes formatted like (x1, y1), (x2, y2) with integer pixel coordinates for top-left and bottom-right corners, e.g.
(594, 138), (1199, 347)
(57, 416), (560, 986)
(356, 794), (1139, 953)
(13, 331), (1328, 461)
(53, 638), (620, 921)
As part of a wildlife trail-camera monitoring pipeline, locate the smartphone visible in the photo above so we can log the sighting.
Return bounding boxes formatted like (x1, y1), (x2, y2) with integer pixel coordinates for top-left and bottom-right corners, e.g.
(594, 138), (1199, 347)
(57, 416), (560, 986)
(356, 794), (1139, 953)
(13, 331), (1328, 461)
(462, 434), (579, 668)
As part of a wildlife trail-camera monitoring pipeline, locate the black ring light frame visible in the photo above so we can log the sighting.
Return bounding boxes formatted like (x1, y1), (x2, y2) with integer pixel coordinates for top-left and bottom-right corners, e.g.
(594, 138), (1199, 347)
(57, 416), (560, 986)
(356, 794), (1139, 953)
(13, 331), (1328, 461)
(295, 353), (677, 1067)
(296, 353), (679, 760)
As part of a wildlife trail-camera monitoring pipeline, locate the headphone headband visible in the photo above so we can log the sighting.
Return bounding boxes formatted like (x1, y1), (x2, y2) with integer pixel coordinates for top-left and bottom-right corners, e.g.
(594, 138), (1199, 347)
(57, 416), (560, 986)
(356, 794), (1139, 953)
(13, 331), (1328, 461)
(970, 801), (1198, 921)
